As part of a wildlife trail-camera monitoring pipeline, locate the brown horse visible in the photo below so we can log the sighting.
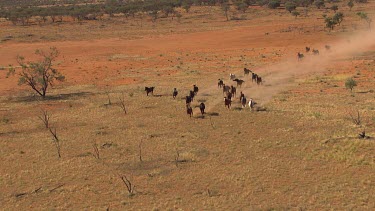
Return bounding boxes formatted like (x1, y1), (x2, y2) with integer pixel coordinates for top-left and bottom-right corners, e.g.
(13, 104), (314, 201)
(230, 86), (236, 97)
(186, 105), (193, 117)
(173, 88), (178, 99)
(224, 97), (231, 109)
(244, 68), (251, 76)
(297, 52), (304, 61)
(145, 87), (154, 96)
(218, 79), (224, 88)
(233, 79), (245, 87)
(199, 102), (205, 115)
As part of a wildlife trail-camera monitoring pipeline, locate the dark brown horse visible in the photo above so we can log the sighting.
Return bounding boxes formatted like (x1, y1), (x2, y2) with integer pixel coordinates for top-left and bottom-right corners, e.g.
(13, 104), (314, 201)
(230, 85), (236, 98)
(224, 97), (231, 109)
(233, 79), (245, 87)
(297, 52), (304, 61)
(241, 96), (247, 108)
(244, 68), (251, 76)
(199, 102), (205, 115)
(252, 73), (257, 83)
(193, 85), (199, 94)
(186, 96), (192, 105)
(218, 79), (224, 88)
(223, 85), (230, 95)
(186, 105), (193, 117)
(173, 88), (178, 99)
(145, 87), (154, 96)
(189, 90), (195, 102)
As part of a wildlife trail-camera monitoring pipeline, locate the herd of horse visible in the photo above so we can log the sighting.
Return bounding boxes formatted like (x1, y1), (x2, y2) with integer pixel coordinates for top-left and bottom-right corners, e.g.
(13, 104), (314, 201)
(144, 44), (334, 117)
(297, 45), (331, 61)
(145, 67), (262, 118)
(221, 68), (259, 111)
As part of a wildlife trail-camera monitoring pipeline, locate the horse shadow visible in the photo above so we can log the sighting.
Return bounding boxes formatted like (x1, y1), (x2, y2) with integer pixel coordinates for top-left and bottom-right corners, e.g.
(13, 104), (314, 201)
(206, 112), (219, 116)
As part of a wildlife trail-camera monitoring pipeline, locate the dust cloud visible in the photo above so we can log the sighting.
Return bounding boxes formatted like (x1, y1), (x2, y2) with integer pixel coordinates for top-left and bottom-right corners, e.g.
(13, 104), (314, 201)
(199, 29), (375, 113)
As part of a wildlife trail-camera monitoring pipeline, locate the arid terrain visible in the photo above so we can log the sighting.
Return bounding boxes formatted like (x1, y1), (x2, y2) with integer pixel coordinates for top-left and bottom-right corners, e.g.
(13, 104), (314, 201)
(1, 2), (375, 210)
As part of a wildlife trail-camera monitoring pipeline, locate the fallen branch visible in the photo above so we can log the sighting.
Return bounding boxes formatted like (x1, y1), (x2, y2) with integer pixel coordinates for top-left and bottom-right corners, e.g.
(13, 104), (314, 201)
(92, 143), (100, 159)
(49, 184), (64, 192)
(120, 176), (135, 195)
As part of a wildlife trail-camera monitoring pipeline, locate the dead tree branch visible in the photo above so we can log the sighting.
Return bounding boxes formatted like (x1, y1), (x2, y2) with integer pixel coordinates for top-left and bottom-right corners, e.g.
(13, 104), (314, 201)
(348, 110), (361, 125)
(118, 94), (127, 114)
(120, 175), (135, 195)
(139, 140), (143, 162)
(106, 91), (112, 105)
(92, 143), (100, 159)
(38, 109), (51, 128)
(48, 127), (61, 158)
(175, 149), (180, 167)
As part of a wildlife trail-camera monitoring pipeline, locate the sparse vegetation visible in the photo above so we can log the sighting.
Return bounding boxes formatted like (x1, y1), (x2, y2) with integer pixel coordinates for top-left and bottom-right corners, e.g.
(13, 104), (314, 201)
(314, 0), (325, 9)
(48, 127), (62, 158)
(268, 0), (281, 9)
(1, 0), (375, 210)
(330, 5), (338, 13)
(38, 109), (51, 128)
(347, 0), (354, 11)
(285, 1), (297, 13)
(221, 2), (230, 21)
(118, 93), (127, 114)
(333, 12), (344, 26)
(345, 77), (357, 92)
(357, 12), (372, 30)
(348, 110), (361, 125)
(292, 11), (300, 18)
(7, 47), (64, 98)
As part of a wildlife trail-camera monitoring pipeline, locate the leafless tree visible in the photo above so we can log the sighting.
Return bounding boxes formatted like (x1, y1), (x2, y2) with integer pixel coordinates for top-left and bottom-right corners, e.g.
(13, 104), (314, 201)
(38, 109), (51, 128)
(48, 127), (61, 158)
(118, 93), (127, 114)
(348, 110), (361, 125)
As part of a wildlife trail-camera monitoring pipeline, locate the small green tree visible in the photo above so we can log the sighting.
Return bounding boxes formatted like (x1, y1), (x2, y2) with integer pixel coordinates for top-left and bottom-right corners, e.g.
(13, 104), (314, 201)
(182, 0), (193, 13)
(333, 12), (344, 25)
(292, 10), (300, 18)
(7, 47), (65, 98)
(325, 16), (337, 31)
(221, 2), (230, 21)
(268, 0), (281, 9)
(357, 12), (372, 30)
(330, 5), (338, 13)
(234, 0), (249, 13)
(347, 1), (354, 11)
(345, 78), (357, 92)
(299, 0), (314, 7)
(285, 1), (297, 13)
(314, 0), (325, 9)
